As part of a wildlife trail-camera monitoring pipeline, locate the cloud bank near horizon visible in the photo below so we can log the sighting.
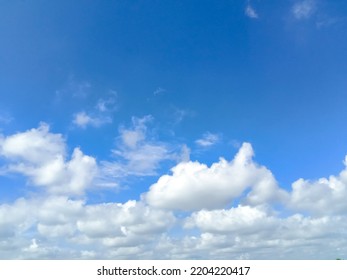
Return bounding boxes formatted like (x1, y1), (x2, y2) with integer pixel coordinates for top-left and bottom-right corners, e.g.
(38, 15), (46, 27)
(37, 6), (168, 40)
(1, 121), (347, 259)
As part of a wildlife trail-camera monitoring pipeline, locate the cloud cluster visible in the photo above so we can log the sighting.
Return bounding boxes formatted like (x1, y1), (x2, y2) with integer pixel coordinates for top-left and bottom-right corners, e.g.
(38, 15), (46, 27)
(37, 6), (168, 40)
(289, 164), (347, 216)
(0, 123), (97, 195)
(170, 210), (347, 259)
(0, 197), (175, 259)
(1, 122), (347, 259)
(145, 143), (287, 211)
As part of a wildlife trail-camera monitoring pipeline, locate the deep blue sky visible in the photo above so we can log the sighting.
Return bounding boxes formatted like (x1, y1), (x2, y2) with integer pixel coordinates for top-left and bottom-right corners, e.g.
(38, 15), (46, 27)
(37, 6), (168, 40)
(1, 0), (347, 259)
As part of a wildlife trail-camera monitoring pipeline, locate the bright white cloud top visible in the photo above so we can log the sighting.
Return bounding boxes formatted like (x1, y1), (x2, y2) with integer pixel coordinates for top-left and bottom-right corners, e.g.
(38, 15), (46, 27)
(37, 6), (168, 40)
(1, 0), (347, 260)
(145, 143), (286, 211)
(0, 124), (97, 196)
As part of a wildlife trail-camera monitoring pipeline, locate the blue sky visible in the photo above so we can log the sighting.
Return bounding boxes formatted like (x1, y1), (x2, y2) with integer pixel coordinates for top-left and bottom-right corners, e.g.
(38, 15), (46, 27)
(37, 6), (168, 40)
(1, 0), (347, 259)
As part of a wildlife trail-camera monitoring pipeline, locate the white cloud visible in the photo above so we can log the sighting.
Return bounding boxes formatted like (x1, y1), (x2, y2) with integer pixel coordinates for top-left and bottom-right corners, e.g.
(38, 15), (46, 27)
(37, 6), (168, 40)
(9, 146), (97, 196)
(163, 209), (347, 259)
(144, 143), (287, 211)
(0, 123), (97, 196)
(0, 196), (175, 259)
(0, 198), (33, 239)
(119, 116), (150, 149)
(292, 0), (315, 20)
(4, 123), (347, 259)
(101, 116), (173, 177)
(184, 205), (276, 234)
(73, 112), (92, 128)
(178, 144), (191, 162)
(0, 122), (176, 258)
(245, 4), (259, 19)
(0, 123), (66, 164)
(288, 160), (347, 216)
(77, 200), (174, 241)
(195, 132), (220, 147)
(73, 111), (112, 129)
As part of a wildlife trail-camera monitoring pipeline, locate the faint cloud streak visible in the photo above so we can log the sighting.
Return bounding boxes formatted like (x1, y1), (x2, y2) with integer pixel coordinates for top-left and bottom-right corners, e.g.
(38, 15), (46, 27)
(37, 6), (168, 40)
(292, 0), (316, 20)
(245, 4), (259, 19)
(195, 132), (220, 148)
(72, 111), (112, 129)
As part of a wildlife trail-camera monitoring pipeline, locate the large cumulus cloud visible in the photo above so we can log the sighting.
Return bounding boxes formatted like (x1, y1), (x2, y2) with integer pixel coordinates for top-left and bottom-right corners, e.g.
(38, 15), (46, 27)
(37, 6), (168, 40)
(144, 143), (288, 211)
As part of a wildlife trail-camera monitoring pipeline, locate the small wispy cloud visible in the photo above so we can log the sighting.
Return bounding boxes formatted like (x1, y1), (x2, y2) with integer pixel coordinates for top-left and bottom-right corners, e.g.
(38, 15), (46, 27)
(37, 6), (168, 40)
(101, 115), (173, 177)
(245, 4), (259, 19)
(172, 107), (192, 125)
(178, 144), (191, 162)
(0, 113), (12, 125)
(315, 14), (341, 29)
(72, 90), (117, 129)
(72, 111), (111, 129)
(292, 0), (316, 20)
(153, 87), (166, 96)
(55, 76), (91, 101)
(195, 132), (220, 148)
(95, 90), (118, 112)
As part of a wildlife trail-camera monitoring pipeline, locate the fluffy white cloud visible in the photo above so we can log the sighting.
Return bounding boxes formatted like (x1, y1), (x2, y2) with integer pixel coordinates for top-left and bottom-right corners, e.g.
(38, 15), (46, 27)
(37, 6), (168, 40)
(292, 0), (315, 20)
(76, 201), (175, 244)
(184, 205), (277, 234)
(289, 160), (347, 216)
(0, 124), (97, 195)
(195, 132), (220, 147)
(145, 143), (287, 211)
(0, 198), (33, 239)
(0, 123), (66, 164)
(22, 148), (97, 195)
